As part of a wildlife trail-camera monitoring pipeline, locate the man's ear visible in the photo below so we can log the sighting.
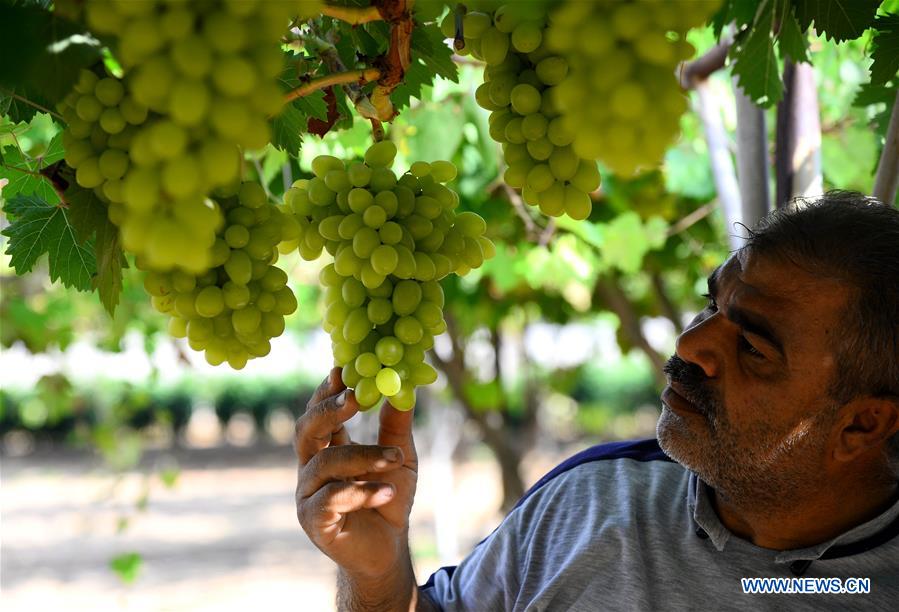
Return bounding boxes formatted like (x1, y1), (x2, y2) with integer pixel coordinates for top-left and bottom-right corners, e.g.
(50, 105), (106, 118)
(832, 396), (899, 463)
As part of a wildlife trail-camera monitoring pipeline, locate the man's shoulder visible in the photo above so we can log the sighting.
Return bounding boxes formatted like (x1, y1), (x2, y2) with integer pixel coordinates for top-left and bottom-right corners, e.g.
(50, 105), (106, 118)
(509, 438), (685, 514)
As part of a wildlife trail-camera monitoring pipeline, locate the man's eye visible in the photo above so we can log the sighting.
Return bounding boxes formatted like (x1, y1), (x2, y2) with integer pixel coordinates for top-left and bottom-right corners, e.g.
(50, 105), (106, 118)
(739, 334), (765, 358)
(702, 293), (718, 311)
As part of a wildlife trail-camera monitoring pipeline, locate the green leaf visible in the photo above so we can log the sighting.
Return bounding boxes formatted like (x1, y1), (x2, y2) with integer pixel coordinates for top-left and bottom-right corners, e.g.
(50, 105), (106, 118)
(92, 214), (124, 316)
(792, 0), (879, 42)
(159, 466), (180, 489)
(270, 104), (306, 156)
(412, 24), (459, 83)
(109, 552), (143, 584)
(400, 98), (464, 162)
(390, 58), (432, 111)
(1, 195), (97, 291)
(0, 5), (101, 111)
(730, 1), (783, 108)
(776, 0), (810, 62)
(293, 89), (328, 121)
(712, 0), (762, 37)
(0, 89), (41, 123)
(869, 14), (899, 85)
(65, 176), (126, 315)
(596, 212), (660, 275)
(66, 181), (108, 244)
(0, 146), (60, 203)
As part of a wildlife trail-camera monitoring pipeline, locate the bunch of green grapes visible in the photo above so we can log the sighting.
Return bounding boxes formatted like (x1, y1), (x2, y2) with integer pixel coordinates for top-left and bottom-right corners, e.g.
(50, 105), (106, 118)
(140, 182), (302, 369)
(447, 3), (601, 220)
(60, 1), (319, 273)
(58, 69), (222, 273)
(282, 141), (494, 411)
(83, 0), (321, 151)
(546, 0), (720, 175)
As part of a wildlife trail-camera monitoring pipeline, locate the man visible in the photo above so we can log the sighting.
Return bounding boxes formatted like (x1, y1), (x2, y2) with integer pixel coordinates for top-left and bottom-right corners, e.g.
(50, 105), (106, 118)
(295, 192), (899, 611)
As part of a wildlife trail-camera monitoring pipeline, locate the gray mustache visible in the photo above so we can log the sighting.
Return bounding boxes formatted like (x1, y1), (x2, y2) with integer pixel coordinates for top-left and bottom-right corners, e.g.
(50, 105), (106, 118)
(663, 355), (718, 417)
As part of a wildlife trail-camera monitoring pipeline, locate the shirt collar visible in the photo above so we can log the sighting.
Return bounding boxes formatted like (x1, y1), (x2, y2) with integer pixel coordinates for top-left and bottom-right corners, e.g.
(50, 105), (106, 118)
(687, 472), (899, 562)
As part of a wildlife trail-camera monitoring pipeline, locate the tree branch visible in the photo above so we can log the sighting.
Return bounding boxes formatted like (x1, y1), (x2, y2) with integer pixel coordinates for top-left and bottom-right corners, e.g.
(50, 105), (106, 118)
(665, 201), (717, 237)
(678, 39), (731, 90)
(321, 3), (382, 25)
(873, 89), (899, 205)
(283, 68), (381, 103)
(368, 0), (415, 121)
(650, 272), (684, 335)
(593, 275), (668, 387)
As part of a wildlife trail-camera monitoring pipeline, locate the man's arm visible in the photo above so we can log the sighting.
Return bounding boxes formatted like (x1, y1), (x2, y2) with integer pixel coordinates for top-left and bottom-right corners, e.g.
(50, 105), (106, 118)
(336, 555), (439, 612)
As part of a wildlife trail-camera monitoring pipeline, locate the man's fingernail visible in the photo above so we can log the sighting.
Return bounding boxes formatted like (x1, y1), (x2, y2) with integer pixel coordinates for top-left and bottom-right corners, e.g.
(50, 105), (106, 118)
(383, 448), (399, 462)
(336, 390), (347, 406)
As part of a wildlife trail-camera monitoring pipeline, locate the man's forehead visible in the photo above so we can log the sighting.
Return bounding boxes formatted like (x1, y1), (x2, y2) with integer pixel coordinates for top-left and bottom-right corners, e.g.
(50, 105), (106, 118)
(714, 250), (850, 331)
(719, 250), (840, 302)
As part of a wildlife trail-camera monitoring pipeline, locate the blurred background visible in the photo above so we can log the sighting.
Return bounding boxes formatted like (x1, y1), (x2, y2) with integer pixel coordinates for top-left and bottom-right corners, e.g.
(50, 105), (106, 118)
(1, 20), (896, 612)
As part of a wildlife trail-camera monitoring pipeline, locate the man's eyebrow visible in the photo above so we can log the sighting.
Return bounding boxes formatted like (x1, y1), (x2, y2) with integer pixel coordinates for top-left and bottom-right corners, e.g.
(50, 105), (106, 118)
(705, 264), (786, 357)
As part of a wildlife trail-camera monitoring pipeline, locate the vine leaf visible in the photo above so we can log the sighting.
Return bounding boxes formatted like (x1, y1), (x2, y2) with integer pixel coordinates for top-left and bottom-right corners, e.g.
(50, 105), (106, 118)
(776, 0), (809, 63)
(730, 1), (783, 108)
(67, 182), (126, 315)
(869, 14), (899, 86)
(270, 104), (307, 156)
(711, 0), (763, 38)
(791, 0), (880, 43)
(0, 133), (64, 203)
(1, 195), (97, 291)
(0, 4), (101, 120)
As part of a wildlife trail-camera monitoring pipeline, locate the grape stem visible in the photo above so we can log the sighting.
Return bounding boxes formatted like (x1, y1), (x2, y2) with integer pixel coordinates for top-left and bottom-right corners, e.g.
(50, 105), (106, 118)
(304, 28), (382, 119)
(370, 118), (385, 142)
(453, 3), (467, 51)
(283, 68), (382, 103)
(321, 3), (383, 25)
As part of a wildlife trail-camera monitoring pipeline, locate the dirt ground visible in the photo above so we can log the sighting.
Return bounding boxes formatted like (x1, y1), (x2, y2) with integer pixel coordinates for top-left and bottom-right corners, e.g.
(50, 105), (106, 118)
(1, 433), (573, 611)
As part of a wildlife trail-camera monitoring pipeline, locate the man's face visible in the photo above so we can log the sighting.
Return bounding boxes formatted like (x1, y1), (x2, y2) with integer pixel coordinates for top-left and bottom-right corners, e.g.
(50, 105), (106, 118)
(657, 249), (851, 507)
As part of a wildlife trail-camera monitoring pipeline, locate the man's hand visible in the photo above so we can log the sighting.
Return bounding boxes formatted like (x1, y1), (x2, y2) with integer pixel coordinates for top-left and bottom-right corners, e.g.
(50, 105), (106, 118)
(295, 367), (419, 581)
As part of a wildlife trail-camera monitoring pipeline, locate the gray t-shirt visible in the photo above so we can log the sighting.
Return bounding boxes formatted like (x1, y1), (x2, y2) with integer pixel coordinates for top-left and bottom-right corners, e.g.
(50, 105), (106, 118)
(420, 439), (899, 611)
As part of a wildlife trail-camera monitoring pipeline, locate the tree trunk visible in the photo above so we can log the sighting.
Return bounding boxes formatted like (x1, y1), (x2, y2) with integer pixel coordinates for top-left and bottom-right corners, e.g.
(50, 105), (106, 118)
(593, 276), (668, 387)
(693, 78), (744, 250)
(873, 90), (899, 205)
(430, 315), (529, 513)
(733, 79), (770, 228)
(776, 61), (823, 207)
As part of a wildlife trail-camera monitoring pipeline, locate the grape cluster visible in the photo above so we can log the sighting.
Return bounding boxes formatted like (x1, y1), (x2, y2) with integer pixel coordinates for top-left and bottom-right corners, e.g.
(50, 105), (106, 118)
(60, 0), (319, 273)
(283, 141), (494, 411)
(448, 4), (601, 220)
(141, 182), (301, 369)
(59, 69), (222, 273)
(546, 0), (720, 175)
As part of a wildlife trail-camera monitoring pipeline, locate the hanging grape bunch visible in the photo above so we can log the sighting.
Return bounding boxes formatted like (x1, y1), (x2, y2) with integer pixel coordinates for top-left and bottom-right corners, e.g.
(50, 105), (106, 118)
(282, 141), (494, 411)
(141, 182), (301, 369)
(59, 0), (320, 273)
(546, 0), (721, 175)
(446, 3), (601, 220)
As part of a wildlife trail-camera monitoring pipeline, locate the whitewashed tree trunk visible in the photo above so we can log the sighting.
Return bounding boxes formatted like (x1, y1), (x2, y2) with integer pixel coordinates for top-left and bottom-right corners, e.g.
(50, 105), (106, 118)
(693, 79), (744, 249)
(873, 90), (899, 205)
(733, 80), (770, 228)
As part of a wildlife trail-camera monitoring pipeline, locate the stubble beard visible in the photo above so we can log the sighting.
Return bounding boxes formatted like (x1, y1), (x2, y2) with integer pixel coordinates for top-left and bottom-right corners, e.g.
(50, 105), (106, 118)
(657, 356), (833, 510)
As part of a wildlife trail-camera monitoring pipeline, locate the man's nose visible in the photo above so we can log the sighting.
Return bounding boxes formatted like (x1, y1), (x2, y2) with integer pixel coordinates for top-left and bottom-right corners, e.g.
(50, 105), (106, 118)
(674, 313), (721, 379)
